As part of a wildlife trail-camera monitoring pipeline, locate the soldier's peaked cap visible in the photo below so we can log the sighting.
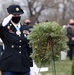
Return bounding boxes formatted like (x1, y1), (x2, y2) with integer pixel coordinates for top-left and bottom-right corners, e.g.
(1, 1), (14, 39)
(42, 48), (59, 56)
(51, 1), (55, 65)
(7, 5), (24, 14)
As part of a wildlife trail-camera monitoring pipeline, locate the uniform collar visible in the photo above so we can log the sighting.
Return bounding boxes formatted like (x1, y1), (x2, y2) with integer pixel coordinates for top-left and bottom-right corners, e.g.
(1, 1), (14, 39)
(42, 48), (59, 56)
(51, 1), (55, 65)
(11, 21), (21, 28)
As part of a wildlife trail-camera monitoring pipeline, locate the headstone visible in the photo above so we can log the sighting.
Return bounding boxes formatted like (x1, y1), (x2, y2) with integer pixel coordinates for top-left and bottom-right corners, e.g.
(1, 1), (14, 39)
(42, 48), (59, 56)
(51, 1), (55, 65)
(61, 51), (67, 60)
(30, 61), (48, 75)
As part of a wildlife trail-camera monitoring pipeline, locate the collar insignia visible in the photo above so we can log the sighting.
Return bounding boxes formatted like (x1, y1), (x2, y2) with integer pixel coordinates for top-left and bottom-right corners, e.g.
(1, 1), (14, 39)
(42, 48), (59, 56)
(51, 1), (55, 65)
(7, 26), (10, 29)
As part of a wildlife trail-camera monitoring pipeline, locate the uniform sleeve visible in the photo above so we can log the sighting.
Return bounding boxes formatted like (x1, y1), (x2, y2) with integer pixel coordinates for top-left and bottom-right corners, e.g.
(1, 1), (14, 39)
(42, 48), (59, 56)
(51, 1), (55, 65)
(0, 22), (9, 37)
(0, 23), (3, 28)
(23, 25), (33, 66)
(0, 23), (3, 37)
(27, 42), (33, 67)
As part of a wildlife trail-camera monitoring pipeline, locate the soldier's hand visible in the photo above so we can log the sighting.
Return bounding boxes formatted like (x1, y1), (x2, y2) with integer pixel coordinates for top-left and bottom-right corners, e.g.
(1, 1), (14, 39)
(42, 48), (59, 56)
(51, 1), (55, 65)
(2, 14), (13, 27)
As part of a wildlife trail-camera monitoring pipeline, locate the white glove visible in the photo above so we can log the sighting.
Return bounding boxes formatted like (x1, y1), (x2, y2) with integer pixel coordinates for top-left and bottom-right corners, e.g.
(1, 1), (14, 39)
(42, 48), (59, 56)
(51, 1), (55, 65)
(2, 14), (13, 27)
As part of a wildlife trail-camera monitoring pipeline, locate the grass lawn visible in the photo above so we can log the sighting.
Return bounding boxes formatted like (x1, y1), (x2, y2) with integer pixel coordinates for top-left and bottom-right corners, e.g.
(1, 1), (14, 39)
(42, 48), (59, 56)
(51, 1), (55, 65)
(40, 57), (72, 75)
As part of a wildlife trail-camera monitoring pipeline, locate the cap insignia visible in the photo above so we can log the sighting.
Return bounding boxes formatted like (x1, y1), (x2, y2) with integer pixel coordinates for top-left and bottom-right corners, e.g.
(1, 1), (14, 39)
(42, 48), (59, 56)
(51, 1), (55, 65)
(16, 7), (19, 11)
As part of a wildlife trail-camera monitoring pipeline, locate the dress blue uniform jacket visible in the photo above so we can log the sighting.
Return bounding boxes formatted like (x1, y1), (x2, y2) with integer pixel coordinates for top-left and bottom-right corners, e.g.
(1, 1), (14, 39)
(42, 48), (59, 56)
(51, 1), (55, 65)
(0, 22), (33, 72)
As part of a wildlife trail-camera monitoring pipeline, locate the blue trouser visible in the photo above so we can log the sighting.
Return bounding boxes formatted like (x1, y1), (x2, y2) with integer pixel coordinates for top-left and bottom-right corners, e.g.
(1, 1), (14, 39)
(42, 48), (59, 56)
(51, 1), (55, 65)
(2, 71), (30, 75)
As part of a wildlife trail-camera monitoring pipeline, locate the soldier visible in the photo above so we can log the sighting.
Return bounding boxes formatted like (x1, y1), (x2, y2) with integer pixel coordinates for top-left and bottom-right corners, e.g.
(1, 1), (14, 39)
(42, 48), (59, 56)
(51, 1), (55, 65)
(24, 19), (32, 31)
(24, 19), (31, 26)
(0, 4), (33, 75)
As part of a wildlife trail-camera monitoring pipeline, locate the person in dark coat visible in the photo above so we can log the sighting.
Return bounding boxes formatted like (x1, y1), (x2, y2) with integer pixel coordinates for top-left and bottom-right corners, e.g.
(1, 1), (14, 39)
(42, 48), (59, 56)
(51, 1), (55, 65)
(67, 19), (74, 60)
(24, 18), (33, 31)
(0, 4), (33, 75)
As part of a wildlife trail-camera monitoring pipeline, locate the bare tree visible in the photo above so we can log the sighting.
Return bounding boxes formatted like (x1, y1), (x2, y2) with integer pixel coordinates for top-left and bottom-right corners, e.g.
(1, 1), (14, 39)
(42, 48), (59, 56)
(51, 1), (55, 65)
(26, 0), (49, 24)
(0, 0), (74, 25)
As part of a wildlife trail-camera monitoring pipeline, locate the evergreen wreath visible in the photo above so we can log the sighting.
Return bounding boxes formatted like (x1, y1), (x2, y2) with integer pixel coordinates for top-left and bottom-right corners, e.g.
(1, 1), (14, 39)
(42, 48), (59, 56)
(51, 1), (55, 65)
(27, 22), (68, 65)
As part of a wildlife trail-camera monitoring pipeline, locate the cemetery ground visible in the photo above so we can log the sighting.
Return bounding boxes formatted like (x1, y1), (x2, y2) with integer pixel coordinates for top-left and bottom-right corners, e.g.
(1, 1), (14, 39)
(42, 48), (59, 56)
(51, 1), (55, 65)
(40, 57), (72, 75)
